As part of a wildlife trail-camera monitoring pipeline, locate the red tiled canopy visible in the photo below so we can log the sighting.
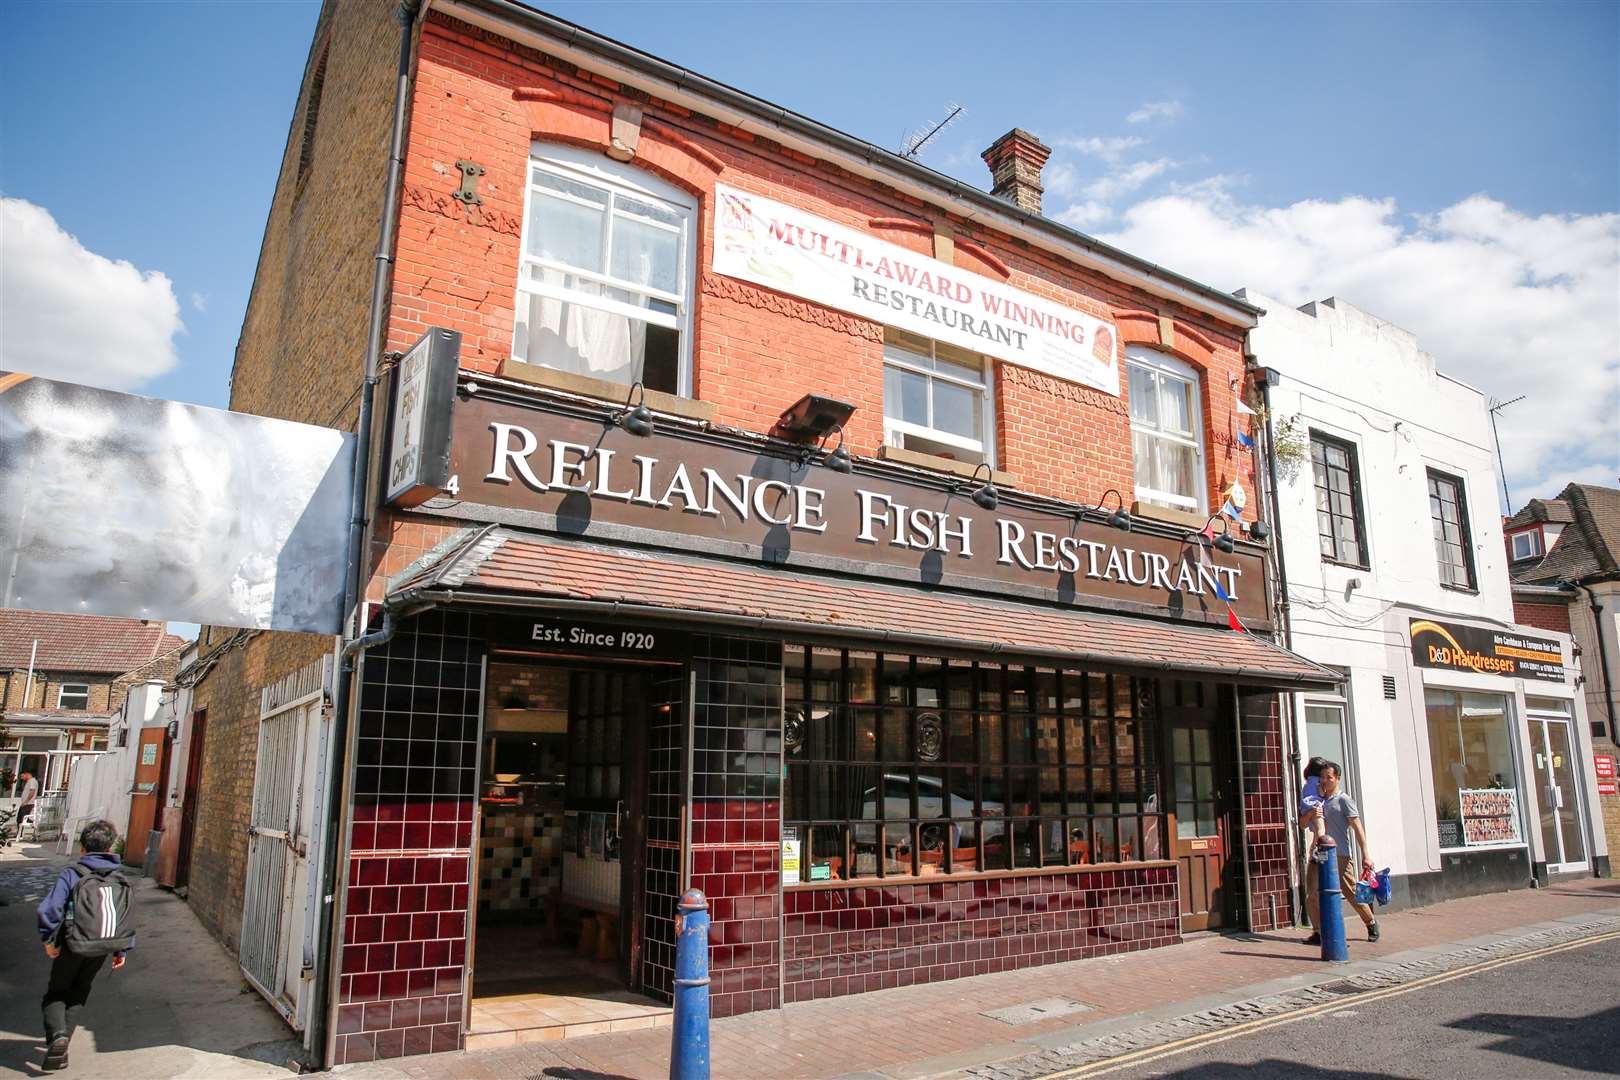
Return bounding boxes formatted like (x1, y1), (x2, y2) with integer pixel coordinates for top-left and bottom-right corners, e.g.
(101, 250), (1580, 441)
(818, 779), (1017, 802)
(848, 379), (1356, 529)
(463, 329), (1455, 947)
(398, 528), (1339, 688)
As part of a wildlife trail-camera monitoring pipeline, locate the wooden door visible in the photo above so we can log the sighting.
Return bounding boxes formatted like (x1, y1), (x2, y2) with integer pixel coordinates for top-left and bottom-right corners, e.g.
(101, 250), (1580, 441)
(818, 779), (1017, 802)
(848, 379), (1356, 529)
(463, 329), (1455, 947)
(1163, 683), (1232, 931)
(125, 727), (169, 867)
(175, 709), (207, 888)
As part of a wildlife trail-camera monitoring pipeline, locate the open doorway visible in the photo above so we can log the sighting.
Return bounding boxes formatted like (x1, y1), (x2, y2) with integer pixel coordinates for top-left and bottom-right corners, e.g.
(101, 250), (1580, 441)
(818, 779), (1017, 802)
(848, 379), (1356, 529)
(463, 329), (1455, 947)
(469, 660), (670, 1045)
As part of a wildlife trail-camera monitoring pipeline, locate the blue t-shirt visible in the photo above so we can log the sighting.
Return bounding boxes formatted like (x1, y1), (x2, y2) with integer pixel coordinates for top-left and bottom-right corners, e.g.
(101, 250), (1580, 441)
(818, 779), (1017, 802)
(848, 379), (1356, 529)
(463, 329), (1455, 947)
(1299, 775), (1323, 816)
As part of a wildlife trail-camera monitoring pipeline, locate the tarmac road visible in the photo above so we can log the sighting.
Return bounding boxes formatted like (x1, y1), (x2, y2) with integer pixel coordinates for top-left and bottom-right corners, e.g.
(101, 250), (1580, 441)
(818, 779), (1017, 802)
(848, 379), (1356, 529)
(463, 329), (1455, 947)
(1088, 933), (1620, 1079)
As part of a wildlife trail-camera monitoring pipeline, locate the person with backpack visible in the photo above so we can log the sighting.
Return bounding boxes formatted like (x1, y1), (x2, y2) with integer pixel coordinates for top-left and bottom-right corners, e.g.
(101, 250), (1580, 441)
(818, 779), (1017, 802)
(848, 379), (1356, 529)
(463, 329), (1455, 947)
(35, 819), (135, 1072)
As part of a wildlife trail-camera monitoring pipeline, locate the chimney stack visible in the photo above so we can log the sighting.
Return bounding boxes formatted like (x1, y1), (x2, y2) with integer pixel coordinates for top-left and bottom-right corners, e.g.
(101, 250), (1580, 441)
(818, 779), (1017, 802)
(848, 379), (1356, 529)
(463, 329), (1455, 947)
(981, 129), (1052, 214)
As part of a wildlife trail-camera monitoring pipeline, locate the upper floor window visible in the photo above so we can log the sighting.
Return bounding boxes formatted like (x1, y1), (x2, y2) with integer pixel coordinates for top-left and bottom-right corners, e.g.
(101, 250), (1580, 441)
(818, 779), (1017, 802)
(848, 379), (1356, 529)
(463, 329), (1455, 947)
(1428, 469), (1476, 590)
(1509, 529), (1543, 562)
(1127, 349), (1205, 514)
(882, 329), (994, 466)
(512, 144), (695, 396)
(56, 683), (90, 710)
(1310, 431), (1367, 567)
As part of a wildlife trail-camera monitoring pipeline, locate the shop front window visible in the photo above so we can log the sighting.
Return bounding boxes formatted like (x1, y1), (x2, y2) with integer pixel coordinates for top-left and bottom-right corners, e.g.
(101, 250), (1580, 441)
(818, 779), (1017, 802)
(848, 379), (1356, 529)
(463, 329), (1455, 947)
(784, 647), (1163, 880)
(1425, 689), (1521, 850)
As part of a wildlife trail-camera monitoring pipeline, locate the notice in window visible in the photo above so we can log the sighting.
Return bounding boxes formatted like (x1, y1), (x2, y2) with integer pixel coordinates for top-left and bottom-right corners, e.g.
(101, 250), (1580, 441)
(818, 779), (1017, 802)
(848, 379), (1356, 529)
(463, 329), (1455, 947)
(1459, 787), (1521, 846)
(713, 184), (1118, 396)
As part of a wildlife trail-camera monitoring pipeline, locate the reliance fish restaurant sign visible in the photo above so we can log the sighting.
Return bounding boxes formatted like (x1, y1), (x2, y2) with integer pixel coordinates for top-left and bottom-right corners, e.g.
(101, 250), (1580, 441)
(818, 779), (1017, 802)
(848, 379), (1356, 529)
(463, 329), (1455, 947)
(443, 396), (1266, 627)
(712, 184), (1119, 396)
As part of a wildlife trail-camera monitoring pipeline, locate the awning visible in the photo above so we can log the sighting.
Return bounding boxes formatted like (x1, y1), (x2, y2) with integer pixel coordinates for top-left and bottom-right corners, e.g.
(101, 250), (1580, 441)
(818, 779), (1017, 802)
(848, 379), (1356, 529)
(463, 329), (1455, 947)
(391, 527), (1341, 689)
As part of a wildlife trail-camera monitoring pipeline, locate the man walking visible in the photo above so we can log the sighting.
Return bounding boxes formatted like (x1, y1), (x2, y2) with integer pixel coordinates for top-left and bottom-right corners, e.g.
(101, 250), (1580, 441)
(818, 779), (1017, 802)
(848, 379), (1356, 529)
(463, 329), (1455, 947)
(36, 819), (135, 1071)
(1304, 762), (1380, 945)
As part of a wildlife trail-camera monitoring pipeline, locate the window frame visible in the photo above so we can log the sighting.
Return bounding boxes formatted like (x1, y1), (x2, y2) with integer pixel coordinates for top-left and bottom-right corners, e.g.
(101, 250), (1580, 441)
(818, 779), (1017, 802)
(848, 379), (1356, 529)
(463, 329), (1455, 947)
(511, 142), (698, 398)
(1508, 528), (1543, 563)
(782, 648), (1165, 883)
(56, 683), (90, 711)
(881, 332), (997, 467)
(1309, 430), (1370, 569)
(1427, 468), (1478, 591)
(1126, 348), (1207, 515)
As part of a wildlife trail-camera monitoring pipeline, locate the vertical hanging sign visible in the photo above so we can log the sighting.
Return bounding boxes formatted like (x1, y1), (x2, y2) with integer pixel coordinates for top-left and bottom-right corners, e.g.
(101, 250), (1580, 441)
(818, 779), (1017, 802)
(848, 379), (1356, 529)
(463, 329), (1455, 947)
(385, 327), (461, 507)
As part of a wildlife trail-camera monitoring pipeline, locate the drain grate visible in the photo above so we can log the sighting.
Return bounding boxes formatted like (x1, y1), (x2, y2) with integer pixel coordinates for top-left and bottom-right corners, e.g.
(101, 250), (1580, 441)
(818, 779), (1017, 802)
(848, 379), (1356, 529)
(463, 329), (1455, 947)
(1317, 980), (1366, 995)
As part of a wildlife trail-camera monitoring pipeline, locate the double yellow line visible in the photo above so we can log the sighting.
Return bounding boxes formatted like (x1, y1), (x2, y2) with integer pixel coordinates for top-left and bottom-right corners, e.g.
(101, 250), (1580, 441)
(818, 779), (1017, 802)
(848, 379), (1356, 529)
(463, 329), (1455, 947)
(1035, 929), (1620, 1079)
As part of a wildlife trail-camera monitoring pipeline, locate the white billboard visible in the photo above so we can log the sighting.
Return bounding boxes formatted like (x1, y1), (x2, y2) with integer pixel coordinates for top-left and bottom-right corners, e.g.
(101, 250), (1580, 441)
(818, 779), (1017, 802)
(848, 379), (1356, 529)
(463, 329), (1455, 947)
(712, 183), (1119, 395)
(0, 372), (354, 634)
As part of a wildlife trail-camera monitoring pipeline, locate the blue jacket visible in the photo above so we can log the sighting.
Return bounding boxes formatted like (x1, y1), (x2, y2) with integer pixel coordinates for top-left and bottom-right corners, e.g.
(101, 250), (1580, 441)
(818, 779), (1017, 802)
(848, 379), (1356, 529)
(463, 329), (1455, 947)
(37, 853), (132, 955)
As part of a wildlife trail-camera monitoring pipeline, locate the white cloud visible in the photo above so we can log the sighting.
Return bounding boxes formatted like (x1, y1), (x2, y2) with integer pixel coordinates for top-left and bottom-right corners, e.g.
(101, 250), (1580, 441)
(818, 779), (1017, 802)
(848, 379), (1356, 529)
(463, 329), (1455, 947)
(1056, 135), (1146, 165)
(1096, 189), (1620, 502)
(0, 197), (182, 391)
(1126, 100), (1183, 125)
(1082, 158), (1177, 203)
(190, 291), (207, 313)
(1055, 201), (1112, 229)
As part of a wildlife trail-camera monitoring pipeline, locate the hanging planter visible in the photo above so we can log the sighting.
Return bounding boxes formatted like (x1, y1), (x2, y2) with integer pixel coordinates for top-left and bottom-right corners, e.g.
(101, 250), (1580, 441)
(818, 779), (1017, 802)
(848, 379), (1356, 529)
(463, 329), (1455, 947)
(1271, 412), (1310, 484)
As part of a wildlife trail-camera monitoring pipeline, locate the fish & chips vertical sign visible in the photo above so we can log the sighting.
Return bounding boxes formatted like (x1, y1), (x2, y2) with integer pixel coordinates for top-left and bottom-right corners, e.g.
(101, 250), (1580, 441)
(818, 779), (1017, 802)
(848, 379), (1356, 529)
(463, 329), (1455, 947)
(712, 184), (1119, 395)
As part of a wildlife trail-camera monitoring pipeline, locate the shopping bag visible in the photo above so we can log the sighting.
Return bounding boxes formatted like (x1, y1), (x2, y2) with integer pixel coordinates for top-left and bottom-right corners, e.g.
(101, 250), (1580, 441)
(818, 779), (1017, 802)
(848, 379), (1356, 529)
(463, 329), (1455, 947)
(1374, 867), (1392, 905)
(1353, 871), (1377, 906)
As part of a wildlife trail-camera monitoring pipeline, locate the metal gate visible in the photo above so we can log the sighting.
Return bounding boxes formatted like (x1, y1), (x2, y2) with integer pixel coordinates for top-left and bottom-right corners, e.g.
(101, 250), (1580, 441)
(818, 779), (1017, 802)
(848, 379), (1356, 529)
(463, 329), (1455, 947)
(240, 656), (335, 1034)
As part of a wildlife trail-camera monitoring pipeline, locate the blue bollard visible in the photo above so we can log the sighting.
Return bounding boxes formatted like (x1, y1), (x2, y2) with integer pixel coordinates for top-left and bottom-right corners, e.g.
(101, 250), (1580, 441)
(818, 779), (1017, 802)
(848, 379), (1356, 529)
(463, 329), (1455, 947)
(670, 888), (711, 1080)
(1316, 841), (1348, 963)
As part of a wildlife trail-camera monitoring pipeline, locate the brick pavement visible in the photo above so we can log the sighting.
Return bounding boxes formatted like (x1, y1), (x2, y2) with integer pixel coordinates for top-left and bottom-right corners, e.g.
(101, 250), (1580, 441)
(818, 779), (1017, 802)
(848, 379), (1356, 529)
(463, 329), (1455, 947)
(335, 879), (1620, 1080)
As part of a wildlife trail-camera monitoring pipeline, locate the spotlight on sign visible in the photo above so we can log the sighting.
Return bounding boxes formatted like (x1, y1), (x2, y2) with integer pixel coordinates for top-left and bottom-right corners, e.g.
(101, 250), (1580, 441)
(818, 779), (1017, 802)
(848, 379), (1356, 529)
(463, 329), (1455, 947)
(1248, 518), (1271, 543)
(1201, 514), (1236, 554)
(774, 394), (856, 441)
(612, 381), (656, 438)
(967, 462), (999, 512)
(1091, 488), (1132, 532)
(824, 429), (853, 474)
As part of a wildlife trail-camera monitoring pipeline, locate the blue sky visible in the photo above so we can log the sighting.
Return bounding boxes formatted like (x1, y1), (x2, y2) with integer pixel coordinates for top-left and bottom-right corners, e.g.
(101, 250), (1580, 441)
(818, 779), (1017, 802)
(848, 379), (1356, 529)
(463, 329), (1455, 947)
(2, 1), (1616, 513)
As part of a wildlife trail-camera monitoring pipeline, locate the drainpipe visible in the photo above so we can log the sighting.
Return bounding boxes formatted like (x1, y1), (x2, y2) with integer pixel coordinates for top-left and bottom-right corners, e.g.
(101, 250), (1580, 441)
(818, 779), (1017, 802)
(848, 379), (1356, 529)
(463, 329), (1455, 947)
(308, 2), (419, 1069)
(1252, 362), (1305, 924)
(1572, 581), (1619, 740)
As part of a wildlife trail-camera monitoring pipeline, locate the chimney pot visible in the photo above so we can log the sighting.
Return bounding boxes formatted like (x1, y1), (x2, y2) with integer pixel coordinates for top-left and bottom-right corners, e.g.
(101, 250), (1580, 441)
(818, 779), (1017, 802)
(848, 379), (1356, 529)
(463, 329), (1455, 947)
(981, 128), (1052, 214)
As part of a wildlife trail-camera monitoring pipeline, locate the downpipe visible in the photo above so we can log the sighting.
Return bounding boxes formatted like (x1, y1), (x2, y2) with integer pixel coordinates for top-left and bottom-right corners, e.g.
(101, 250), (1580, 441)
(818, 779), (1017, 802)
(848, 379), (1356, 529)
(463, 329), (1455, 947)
(308, 1), (419, 1070)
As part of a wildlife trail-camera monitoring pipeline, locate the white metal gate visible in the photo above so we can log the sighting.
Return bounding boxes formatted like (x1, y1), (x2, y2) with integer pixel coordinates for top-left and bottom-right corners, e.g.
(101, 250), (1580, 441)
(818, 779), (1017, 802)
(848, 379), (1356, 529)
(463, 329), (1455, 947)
(240, 656), (335, 1034)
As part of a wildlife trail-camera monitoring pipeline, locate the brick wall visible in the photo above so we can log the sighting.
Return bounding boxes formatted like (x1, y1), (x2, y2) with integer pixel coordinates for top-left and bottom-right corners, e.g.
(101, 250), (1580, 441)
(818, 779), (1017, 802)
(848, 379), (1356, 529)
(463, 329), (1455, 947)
(186, 630), (332, 952)
(382, 12), (1257, 513)
(1511, 599), (1572, 634)
(1, 672), (113, 713)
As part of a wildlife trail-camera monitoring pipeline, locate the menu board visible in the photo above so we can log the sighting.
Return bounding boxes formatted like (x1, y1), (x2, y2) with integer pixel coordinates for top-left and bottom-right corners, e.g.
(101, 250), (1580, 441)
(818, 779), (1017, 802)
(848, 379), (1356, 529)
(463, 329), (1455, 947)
(1459, 787), (1521, 846)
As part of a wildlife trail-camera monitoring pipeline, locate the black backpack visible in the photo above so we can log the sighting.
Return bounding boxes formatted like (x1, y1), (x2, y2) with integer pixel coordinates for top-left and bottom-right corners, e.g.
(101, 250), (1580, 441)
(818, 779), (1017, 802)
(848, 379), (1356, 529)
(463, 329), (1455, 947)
(63, 861), (136, 957)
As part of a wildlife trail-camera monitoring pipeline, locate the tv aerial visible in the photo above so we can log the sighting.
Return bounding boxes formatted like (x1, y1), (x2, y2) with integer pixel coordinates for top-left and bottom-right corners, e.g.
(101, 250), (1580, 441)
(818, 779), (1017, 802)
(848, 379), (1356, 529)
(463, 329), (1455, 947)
(899, 103), (966, 160)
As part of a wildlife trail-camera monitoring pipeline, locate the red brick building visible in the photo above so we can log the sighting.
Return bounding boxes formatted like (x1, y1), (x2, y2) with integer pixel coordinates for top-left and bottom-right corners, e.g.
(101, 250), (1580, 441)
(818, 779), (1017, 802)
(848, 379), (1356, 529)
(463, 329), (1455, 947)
(0, 610), (185, 803)
(200, 1), (1338, 1066)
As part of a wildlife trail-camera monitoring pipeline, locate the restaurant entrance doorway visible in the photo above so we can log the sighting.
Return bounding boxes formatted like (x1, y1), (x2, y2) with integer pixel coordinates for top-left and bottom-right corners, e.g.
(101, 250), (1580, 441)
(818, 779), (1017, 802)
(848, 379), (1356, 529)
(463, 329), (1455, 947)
(468, 659), (670, 1045)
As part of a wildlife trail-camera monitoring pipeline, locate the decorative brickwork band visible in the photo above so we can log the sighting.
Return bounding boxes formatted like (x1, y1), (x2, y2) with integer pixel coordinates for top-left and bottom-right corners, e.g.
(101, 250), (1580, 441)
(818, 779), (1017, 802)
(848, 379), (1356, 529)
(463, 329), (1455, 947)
(700, 273), (883, 342)
(401, 183), (522, 238)
(1000, 363), (1128, 415)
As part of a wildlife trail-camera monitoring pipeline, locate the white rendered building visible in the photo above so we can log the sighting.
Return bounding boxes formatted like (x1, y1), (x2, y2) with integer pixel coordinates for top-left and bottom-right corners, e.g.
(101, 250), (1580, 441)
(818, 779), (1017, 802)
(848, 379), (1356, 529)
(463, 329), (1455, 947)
(1241, 291), (1608, 907)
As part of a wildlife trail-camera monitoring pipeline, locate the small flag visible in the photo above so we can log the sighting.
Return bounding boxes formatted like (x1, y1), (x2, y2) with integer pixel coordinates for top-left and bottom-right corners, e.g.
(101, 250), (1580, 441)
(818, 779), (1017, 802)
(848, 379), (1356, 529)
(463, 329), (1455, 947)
(1235, 396), (1257, 416)
(1220, 498), (1243, 522)
(1236, 429), (1255, 449)
(1200, 519), (1215, 541)
(1212, 577), (1248, 633)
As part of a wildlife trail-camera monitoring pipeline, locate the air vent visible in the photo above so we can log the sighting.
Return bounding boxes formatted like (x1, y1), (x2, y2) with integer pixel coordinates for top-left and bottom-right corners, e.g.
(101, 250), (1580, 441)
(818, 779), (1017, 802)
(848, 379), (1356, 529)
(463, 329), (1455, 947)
(1382, 676), (1398, 700)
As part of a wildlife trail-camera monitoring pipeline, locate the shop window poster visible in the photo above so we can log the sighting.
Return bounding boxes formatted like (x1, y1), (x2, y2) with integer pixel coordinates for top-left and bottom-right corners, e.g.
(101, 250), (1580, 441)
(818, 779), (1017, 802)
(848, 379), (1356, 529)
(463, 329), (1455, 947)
(1459, 787), (1521, 846)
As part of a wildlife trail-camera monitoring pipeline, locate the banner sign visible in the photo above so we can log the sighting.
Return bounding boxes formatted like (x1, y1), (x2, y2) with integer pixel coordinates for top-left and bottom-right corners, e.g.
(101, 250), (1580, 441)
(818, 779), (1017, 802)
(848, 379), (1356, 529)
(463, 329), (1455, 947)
(712, 184), (1119, 396)
(1409, 619), (1564, 682)
(1, 372), (353, 633)
(1458, 787), (1521, 846)
(445, 395), (1267, 628)
(1596, 753), (1616, 797)
(386, 327), (460, 508)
